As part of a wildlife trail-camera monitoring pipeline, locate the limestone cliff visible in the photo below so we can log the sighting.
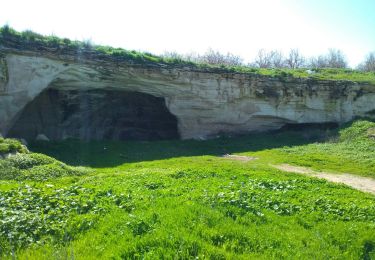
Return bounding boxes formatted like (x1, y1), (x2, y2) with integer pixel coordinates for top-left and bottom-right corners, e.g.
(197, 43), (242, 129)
(0, 44), (375, 140)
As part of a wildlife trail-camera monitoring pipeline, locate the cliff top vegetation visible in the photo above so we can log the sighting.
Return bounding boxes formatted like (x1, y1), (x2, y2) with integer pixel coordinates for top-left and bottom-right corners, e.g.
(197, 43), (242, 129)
(1, 25), (375, 84)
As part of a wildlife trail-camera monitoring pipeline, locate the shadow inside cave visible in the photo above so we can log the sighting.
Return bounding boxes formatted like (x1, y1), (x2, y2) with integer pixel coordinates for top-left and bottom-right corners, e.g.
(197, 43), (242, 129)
(8, 88), (179, 142)
(28, 125), (339, 168)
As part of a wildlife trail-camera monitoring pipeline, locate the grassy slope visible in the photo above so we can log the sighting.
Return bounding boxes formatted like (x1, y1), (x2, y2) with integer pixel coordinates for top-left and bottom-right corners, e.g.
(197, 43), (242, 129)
(248, 120), (375, 177)
(1, 26), (375, 84)
(1, 120), (375, 259)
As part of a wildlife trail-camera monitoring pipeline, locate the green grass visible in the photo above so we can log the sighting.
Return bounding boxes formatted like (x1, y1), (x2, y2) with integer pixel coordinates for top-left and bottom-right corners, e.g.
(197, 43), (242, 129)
(249, 120), (375, 177)
(1, 25), (375, 84)
(1, 120), (375, 259)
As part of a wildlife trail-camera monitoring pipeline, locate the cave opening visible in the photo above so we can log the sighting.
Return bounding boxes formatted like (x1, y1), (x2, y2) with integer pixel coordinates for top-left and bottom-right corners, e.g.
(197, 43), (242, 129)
(8, 88), (179, 141)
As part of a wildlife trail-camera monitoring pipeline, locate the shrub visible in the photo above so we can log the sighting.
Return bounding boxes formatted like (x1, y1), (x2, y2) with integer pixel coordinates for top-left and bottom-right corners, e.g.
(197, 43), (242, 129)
(6, 153), (55, 170)
(0, 152), (89, 181)
(0, 138), (27, 155)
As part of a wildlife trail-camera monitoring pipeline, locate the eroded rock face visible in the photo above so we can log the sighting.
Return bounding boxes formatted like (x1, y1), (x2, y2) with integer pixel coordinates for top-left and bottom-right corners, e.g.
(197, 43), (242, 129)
(0, 54), (8, 92)
(0, 51), (375, 140)
(8, 88), (179, 141)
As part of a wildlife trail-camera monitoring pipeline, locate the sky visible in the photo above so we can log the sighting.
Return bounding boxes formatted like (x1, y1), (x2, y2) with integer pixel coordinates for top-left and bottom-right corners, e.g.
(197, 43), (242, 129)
(1, 0), (374, 67)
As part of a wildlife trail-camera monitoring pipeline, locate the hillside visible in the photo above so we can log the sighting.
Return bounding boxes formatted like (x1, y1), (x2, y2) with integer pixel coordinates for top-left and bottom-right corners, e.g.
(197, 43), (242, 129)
(1, 120), (375, 258)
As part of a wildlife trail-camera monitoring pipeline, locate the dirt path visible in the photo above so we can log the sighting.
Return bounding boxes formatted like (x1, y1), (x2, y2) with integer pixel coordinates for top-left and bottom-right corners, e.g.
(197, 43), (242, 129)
(220, 154), (258, 162)
(219, 154), (375, 194)
(273, 164), (375, 195)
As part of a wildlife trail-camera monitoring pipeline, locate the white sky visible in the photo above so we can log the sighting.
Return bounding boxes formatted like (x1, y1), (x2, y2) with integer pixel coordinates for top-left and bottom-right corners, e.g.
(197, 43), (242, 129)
(1, 0), (374, 67)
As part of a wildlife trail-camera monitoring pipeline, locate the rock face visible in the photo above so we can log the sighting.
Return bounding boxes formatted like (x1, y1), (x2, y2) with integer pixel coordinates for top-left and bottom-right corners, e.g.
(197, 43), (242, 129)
(0, 50), (375, 140)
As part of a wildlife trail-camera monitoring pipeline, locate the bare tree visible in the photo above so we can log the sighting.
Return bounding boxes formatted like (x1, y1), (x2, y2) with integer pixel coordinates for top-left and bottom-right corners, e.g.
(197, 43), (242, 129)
(162, 50), (243, 65)
(253, 49), (271, 68)
(358, 52), (375, 71)
(308, 49), (348, 69)
(82, 38), (93, 50)
(308, 55), (327, 69)
(270, 50), (285, 68)
(199, 48), (243, 66)
(285, 49), (305, 69)
(162, 51), (184, 60)
(184, 52), (200, 63)
(326, 49), (347, 68)
(253, 49), (285, 68)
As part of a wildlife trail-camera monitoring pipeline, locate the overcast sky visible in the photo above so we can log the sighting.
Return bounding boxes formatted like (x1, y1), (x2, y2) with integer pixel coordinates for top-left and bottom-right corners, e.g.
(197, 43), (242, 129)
(1, 0), (374, 67)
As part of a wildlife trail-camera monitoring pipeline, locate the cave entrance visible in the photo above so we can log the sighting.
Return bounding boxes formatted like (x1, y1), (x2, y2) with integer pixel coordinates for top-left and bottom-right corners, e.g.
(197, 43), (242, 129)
(8, 88), (179, 141)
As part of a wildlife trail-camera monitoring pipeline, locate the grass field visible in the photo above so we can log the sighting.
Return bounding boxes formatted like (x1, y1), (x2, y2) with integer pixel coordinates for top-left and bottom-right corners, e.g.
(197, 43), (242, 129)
(1, 120), (375, 259)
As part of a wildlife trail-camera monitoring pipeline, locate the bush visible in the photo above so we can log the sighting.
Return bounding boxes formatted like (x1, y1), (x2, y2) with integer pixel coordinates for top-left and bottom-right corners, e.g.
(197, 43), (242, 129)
(6, 153), (55, 170)
(0, 160), (19, 179)
(0, 138), (27, 154)
(24, 163), (79, 180)
(0, 152), (89, 181)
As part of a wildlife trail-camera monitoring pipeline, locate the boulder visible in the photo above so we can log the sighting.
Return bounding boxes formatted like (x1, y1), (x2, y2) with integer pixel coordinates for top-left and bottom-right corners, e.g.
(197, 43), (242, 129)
(36, 134), (50, 142)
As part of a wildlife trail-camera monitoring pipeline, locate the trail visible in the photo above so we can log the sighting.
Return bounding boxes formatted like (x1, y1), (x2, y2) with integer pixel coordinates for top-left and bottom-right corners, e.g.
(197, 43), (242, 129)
(219, 154), (375, 194)
(220, 154), (258, 162)
(273, 164), (375, 195)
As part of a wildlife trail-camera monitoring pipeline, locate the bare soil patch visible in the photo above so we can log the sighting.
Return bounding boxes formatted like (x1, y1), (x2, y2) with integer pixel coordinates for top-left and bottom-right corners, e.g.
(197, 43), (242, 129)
(273, 164), (375, 195)
(220, 154), (258, 162)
